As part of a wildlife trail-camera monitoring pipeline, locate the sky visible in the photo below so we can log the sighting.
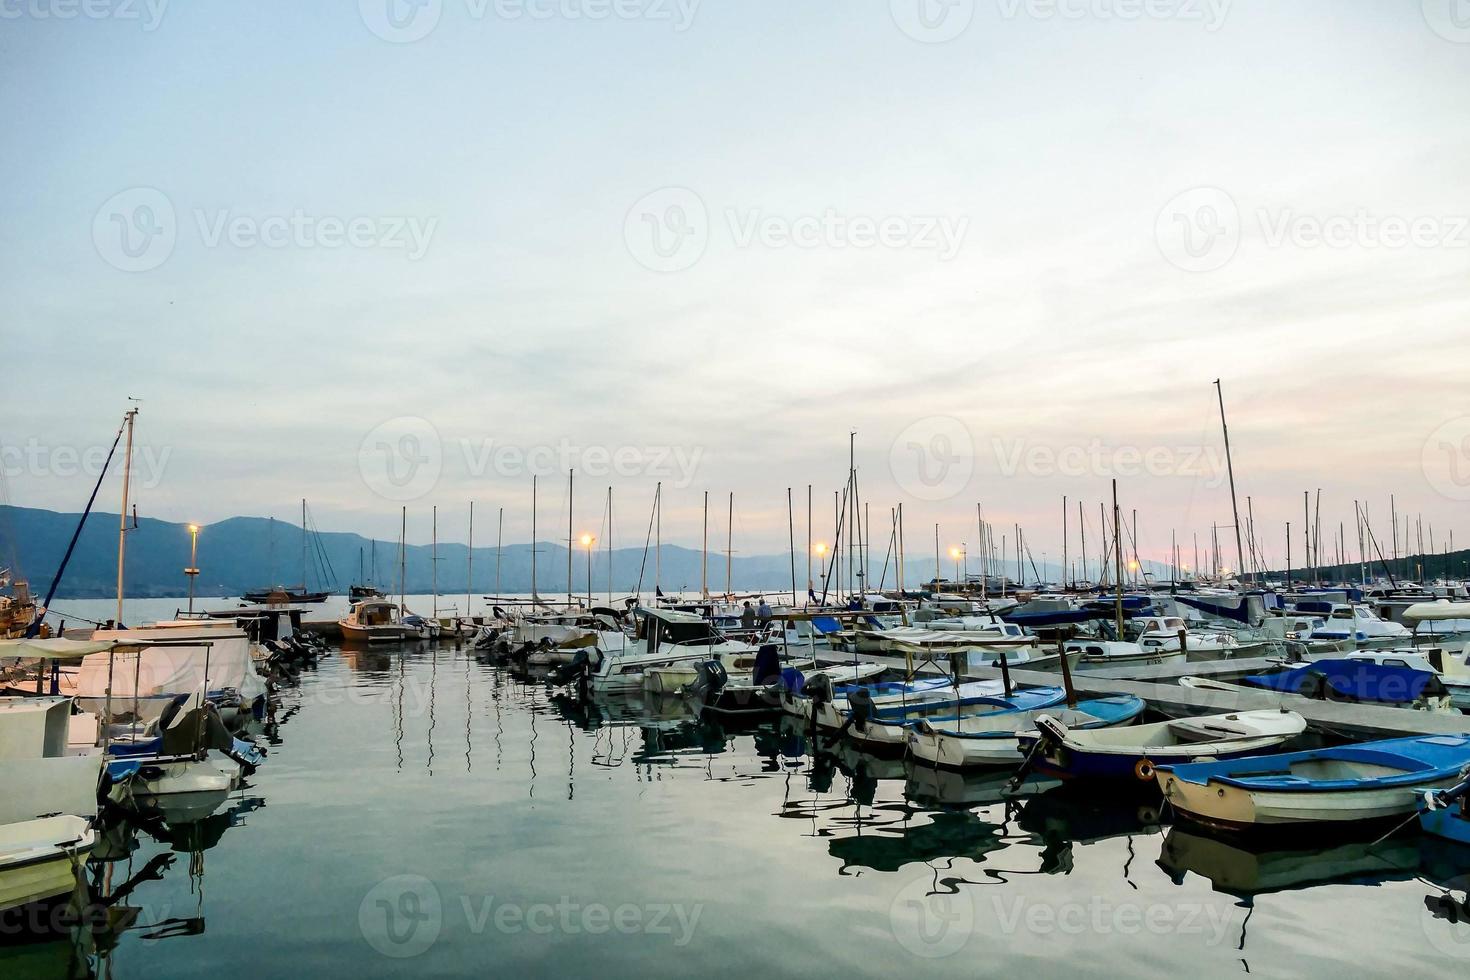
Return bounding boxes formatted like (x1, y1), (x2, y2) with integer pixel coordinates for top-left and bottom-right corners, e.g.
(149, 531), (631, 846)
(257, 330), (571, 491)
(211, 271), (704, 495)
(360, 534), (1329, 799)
(3, 0), (1469, 576)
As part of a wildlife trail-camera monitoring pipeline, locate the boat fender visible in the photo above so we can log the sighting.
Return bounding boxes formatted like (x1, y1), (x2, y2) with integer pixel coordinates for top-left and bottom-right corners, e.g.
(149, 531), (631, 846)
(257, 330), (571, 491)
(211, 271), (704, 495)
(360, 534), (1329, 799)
(1134, 759), (1156, 782)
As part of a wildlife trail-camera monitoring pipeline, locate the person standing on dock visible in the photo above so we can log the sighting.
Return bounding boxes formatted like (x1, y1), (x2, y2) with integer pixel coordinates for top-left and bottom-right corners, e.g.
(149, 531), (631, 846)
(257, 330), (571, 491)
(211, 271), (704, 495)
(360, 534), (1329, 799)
(740, 601), (756, 631)
(757, 598), (773, 627)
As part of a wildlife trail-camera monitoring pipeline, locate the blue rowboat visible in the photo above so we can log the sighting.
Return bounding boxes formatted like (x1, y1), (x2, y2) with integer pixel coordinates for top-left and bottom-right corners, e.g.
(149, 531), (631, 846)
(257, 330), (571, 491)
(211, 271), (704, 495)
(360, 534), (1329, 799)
(840, 687), (1068, 754)
(1157, 734), (1470, 830)
(1017, 709), (1307, 786)
(1418, 774), (1470, 844)
(909, 695), (1146, 769)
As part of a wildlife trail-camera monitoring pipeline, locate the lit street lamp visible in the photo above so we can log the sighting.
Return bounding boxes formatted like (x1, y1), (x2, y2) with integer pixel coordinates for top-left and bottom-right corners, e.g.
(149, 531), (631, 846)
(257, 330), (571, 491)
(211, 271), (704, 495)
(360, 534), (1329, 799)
(185, 524), (201, 614)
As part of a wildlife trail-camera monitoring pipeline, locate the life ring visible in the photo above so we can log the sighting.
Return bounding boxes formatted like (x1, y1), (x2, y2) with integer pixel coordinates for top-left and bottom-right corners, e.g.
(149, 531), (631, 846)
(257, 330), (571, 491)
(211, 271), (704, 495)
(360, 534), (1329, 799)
(1134, 758), (1156, 782)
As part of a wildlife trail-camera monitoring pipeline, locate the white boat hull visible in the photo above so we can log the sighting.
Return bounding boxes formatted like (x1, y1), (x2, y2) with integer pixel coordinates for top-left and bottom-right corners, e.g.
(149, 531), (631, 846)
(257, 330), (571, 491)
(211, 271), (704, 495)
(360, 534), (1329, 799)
(1159, 771), (1464, 828)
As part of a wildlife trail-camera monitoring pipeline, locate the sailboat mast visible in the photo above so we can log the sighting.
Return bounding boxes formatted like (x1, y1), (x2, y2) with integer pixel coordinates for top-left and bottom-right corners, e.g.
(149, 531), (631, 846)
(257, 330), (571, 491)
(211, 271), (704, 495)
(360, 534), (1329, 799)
(1112, 480), (1124, 636)
(726, 492), (733, 598)
(655, 482), (662, 597)
(567, 470), (574, 605)
(301, 498), (308, 591)
(702, 491), (709, 600)
(399, 506), (407, 613)
(432, 505), (438, 619)
(496, 507), (504, 599)
(466, 501), (474, 619)
(531, 476), (538, 602)
(787, 488), (797, 605)
(1213, 380), (1247, 585)
(114, 407), (137, 625)
(1062, 496), (1068, 591)
(606, 487), (613, 605)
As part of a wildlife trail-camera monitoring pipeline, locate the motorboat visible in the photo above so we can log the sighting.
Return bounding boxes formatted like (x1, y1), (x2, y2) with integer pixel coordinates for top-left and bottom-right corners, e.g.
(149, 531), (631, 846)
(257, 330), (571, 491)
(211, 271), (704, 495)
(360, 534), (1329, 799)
(1069, 638), (1184, 668)
(1181, 659), (1455, 713)
(838, 686), (1068, 753)
(339, 599), (416, 643)
(1157, 733), (1470, 829)
(552, 607), (760, 693)
(1298, 603), (1411, 649)
(1017, 709), (1308, 785)
(907, 695), (1146, 768)
(0, 815), (94, 913)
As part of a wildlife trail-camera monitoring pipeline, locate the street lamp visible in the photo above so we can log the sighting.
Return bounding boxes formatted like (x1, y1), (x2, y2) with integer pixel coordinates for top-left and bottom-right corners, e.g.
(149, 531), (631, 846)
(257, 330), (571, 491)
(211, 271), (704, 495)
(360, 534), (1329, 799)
(185, 524), (201, 614)
(949, 547), (961, 584)
(581, 534), (595, 605)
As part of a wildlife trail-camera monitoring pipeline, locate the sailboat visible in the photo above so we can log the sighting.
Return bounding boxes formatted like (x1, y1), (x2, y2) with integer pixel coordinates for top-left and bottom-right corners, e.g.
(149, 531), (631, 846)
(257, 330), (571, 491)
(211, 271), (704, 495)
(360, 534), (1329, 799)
(243, 499), (332, 603)
(0, 570), (43, 640)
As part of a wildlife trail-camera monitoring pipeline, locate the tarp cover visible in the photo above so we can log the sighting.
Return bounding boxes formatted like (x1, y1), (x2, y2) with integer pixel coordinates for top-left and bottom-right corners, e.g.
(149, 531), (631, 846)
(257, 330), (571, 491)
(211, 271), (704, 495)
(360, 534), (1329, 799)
(75, 635), (266, 707)
(1176, 594), (1253, 624)
(1242, 660), (1443, 704)
(0, 638), (123, 661)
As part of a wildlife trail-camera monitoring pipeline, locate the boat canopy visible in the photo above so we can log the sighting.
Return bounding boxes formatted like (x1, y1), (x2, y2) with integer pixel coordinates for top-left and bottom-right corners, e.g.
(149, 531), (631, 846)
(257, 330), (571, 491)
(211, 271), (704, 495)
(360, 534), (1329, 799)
(1176, 594), (1254, 624)
(1403, 602), (1470, 623)
(1001, 608), (1101, 627)
(0, 637), (138, 661)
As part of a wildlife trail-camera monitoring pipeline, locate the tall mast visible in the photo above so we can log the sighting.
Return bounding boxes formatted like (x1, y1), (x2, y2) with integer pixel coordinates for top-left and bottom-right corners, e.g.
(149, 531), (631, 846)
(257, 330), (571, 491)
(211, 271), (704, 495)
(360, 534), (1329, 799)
(399, 506), (406, 613)
(567, 470), (574, 605)
(301, 498), (307, 591)
(806, 485), (813, 595)
(114, 406), (138, 625)
(701, 490), (709, 599)
(934, 523), (940, 592)
(531, 476), (538, 602)
(787, 488), (797, 605)
(654, 481), (662, 596)
(1213, 380), (1247, 585)
(432, 505), (438, 619)
(466, 501), (474, 619)
(606, 487), (613, 604)
(1062, 496), (1068, 590)
(1112, 479), (1124, 636)
(726, 492), (733, 597)
(496, 507), (503, 599)
(1078, 501), (1087, 586)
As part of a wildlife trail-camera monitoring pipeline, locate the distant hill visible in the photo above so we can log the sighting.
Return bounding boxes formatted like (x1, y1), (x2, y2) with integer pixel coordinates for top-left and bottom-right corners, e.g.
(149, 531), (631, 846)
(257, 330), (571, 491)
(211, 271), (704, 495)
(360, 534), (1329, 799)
(0, 504), (917, 599)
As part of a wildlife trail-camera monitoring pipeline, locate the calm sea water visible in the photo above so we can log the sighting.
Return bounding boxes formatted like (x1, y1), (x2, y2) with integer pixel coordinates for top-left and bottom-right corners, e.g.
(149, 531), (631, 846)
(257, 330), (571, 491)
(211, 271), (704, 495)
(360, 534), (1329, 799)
(7, 598), (1470, 978)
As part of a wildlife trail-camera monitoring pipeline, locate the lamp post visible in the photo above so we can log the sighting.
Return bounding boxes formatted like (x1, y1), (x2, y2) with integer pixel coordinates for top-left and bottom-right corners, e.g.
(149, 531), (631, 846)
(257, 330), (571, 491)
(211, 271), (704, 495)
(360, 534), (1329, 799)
(185, 524), (201, 614)
(949, 547), (961, 585)
(581, 534), (595, 605)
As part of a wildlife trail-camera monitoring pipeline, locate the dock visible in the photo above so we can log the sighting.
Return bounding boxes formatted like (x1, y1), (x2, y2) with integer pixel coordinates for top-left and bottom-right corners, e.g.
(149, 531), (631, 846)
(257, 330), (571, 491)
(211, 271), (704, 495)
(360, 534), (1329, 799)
(821, 652), (1470, 740)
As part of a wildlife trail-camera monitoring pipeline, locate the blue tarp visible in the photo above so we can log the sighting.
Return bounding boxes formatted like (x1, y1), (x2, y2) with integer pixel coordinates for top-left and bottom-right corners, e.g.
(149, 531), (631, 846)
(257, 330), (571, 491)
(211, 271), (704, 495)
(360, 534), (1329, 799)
(811, 616), (842, 635)
(1242, 660), (1443, 704)
(1002, 609), (1107, 627)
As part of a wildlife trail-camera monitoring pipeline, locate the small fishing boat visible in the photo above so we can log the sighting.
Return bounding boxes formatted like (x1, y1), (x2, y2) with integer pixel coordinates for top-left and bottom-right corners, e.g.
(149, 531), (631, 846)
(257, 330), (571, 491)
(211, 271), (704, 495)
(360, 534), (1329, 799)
(0, 815), (94, 913)
(696, 661), (888, 717)
(339, 599), (415, 643)
(907, 695), (1146, 769)
(1157, 734), (1470, 829)
(1418, 770), (1470, 844)
(1069, 639), (1185, 668)
(1018, 709), (1307, 784)
(840, 686), (1069, 753)
(789, 677), (1004, 729)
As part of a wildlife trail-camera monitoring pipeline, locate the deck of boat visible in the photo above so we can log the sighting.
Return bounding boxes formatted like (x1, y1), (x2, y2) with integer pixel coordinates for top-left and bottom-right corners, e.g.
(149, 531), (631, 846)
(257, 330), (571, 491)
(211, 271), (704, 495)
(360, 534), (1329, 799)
(821, 653), (1470, 739)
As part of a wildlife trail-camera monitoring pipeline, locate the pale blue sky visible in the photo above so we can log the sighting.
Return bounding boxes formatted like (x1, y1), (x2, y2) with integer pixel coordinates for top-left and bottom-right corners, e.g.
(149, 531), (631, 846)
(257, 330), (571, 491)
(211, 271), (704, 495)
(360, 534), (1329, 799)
(4, 1), (1469, 571)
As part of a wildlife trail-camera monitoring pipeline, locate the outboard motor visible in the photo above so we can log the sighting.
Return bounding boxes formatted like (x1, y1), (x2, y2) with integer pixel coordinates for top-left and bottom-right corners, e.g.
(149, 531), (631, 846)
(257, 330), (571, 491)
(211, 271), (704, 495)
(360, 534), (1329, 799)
(549, 649), (597, 687)
(686, 660), (729, 703)
(752, 644), (781, 686)
(842, 685), (876, 734)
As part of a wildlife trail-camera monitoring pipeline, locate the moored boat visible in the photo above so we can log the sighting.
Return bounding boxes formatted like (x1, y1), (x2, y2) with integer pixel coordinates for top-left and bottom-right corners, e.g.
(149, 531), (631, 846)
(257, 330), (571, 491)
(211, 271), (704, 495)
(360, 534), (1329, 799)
(908, 695), (1146, 769)
(1018, 709), (1307, 785)
(1157, 733), (1470, 829)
